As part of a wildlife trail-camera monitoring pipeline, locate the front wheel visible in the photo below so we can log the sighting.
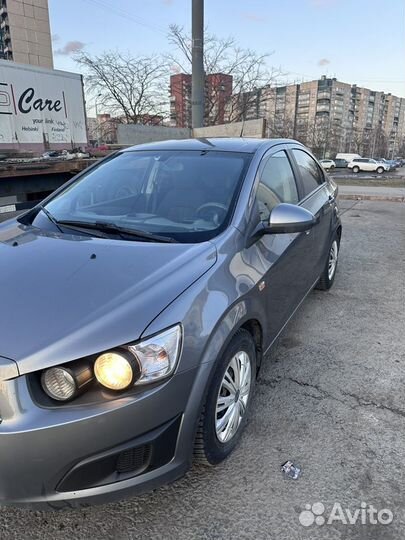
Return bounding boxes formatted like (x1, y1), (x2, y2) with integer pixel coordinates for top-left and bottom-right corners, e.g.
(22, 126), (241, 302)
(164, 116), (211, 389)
(352, 166), (360, 173)
(194, 329), (256, 465)
(316, 234), (340, 290)
(377, 166), (384, 174)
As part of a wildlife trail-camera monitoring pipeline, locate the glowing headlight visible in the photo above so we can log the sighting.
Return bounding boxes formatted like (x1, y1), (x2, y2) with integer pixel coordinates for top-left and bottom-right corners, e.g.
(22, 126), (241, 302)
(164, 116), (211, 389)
(94, 351), (141, 391)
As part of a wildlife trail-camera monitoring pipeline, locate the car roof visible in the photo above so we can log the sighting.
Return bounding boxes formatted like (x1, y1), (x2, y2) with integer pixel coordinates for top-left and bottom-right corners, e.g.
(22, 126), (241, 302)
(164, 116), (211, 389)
(122, 137), (303, 154)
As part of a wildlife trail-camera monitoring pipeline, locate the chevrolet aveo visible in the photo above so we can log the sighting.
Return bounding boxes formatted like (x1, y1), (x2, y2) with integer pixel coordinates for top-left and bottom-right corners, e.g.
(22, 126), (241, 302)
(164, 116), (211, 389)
(0, 138), (341, 508)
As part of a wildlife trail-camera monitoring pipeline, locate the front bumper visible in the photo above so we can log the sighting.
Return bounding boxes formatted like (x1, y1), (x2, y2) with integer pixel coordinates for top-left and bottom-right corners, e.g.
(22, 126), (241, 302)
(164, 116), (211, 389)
(0, 362), (212, 509)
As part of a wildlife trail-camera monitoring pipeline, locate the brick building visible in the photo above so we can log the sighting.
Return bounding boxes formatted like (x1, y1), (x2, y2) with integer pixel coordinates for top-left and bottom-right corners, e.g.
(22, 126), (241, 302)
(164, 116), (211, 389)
(170, 72), (233, 128)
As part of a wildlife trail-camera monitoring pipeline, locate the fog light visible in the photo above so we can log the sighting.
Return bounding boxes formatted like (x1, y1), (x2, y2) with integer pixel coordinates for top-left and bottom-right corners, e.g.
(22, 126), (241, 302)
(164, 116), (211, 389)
(94, 351), (140, 391)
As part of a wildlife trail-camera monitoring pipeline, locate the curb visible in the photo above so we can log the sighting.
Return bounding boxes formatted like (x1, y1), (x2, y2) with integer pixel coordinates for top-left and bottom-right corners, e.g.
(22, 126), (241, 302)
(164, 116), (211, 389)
(339, 194), (405, 203)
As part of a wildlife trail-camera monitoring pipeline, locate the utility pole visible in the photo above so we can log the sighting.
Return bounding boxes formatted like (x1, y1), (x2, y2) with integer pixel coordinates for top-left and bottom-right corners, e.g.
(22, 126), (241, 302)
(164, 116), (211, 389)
(191, 0), (204, 128)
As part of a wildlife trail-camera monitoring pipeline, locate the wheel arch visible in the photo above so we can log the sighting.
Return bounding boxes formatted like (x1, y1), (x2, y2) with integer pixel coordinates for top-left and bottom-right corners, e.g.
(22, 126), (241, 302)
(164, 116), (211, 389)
(240, 319), (263, 373)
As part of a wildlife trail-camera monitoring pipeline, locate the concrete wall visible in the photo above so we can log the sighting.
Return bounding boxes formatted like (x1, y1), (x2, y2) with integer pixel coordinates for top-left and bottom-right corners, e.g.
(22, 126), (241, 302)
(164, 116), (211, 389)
(117, 124), (191, 146)
(117, 119), (266, 147)
(193, 118), (266, 138)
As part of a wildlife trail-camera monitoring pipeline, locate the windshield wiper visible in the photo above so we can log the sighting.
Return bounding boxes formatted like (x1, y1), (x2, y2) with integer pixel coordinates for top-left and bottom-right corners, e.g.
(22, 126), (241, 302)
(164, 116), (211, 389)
(37, 205), (64, 233)
(57, 220), (177, 243)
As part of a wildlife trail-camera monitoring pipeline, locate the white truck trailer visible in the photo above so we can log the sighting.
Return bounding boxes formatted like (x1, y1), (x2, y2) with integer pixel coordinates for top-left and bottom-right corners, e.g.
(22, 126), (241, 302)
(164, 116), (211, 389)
(0, 59), (87, 154)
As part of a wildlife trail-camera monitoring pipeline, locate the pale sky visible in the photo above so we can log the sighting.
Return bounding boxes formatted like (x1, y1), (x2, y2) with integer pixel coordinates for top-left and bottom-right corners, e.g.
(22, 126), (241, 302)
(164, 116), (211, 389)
(49, 0), (405, 98)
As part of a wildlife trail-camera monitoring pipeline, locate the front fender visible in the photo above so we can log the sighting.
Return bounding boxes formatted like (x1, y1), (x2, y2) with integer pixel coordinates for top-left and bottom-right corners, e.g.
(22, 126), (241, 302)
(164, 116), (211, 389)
(141, 266), (266, 376)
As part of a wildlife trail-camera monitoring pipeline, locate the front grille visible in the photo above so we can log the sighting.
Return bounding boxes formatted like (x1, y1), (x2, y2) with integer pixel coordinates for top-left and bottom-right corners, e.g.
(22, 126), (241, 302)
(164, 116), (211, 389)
(116, 445), (151, 474)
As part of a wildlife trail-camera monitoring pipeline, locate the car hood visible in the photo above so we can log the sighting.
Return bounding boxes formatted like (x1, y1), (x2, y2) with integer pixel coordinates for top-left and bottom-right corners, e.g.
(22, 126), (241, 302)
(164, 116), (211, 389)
(0, 221), (217, 374)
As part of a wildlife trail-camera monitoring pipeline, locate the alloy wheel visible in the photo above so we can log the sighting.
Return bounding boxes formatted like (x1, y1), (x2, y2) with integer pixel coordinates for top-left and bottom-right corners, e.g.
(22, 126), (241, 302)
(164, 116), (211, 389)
(215, 351), (252, 443)
(328, 240), (339, 280)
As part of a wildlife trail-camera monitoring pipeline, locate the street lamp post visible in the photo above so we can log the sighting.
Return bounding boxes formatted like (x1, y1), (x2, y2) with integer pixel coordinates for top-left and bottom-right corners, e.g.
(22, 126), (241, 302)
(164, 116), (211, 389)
(95, 93), (102, 146)
(191, 0), (204, 128)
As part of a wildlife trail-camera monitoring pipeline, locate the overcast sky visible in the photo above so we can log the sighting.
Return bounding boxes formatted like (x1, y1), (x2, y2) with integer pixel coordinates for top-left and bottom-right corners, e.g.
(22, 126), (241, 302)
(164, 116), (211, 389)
(49, 0), (405, 98)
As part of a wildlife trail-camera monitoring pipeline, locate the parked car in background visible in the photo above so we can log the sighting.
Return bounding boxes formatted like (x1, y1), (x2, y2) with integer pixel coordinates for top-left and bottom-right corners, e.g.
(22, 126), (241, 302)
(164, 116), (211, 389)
(320, 159), (336, 170)
(348, 158), (388, 174)
(0, 137), (341, 508)
(335, 153), (362, 162)
(334, 158), (349, 168)
(385, 160), (399, 170)
(375, 159), (390, 171)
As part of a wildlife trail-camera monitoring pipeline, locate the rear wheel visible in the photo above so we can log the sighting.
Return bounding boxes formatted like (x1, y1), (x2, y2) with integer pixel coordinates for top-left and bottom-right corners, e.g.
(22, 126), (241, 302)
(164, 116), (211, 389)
(316, 234), (340, 290)
(377, 166), (384, 174)
(352, 166), (360, 173)
(194, 329), (256, 465)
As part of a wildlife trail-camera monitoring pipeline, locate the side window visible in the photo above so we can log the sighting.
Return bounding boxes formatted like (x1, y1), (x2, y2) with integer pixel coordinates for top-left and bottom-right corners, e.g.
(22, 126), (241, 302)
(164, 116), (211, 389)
(291, 149), (324, 197)
(256, 150), (299, 222)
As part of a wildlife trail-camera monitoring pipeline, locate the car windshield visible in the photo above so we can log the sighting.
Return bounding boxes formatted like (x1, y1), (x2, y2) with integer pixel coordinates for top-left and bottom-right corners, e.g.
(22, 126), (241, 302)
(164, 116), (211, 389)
(43, 150), (252, 243)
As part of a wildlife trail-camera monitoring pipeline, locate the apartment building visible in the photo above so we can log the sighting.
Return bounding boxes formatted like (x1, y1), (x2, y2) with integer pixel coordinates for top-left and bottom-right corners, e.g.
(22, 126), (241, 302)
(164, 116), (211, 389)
(0, 0), (53, 68)
(244, 76), (405, 158)
(170, 72), (233, 128)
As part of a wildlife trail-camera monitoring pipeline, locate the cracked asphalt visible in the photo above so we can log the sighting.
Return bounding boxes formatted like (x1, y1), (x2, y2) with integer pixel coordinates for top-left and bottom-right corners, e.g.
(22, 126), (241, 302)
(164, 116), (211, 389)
(1, 199), (405, 539)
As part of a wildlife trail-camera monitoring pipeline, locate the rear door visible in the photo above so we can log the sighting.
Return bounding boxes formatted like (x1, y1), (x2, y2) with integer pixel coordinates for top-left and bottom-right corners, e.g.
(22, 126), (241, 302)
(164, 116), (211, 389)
(288, 146), (334, 278)
(368, 159), (377, 171)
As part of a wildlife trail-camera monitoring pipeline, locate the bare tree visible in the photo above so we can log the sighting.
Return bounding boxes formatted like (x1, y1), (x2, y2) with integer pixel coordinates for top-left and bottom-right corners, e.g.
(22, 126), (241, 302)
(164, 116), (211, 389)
(76, 51), (169, 124)
(350, 128), (365, 154)
(299, 119), (342, 159)
(370, 126), (388, 158)
(267, 114), (295, 139)
(167, 24), (281, 125)
(396, 138), (405, 157)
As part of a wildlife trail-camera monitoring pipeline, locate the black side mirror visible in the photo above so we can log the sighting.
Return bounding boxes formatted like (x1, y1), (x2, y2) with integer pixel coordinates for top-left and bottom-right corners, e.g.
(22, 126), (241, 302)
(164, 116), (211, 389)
(265, 203), (316, 234)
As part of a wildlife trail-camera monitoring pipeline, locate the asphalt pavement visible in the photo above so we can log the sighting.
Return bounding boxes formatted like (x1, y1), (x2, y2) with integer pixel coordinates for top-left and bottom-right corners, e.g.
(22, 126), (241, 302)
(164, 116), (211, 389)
(1, 200), (405, 539)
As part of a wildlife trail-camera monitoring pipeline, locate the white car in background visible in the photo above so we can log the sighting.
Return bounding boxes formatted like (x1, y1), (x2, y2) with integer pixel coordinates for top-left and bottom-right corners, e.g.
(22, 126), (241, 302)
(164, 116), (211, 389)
(320, 159), (336, 170)
(348, 158), (388, 174)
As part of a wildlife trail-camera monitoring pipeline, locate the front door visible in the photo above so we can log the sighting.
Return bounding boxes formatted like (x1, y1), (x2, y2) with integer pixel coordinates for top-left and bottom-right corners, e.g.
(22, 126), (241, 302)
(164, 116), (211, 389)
(240, 147), (316, 348)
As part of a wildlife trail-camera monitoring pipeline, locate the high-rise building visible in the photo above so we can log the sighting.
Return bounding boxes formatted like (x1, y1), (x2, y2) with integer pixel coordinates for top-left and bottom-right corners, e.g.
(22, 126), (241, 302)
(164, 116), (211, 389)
(170, 73), (192, 128)
(170, 72), (233, 128)
(241, 76), (405, 158)
(0, 0), (53, 68)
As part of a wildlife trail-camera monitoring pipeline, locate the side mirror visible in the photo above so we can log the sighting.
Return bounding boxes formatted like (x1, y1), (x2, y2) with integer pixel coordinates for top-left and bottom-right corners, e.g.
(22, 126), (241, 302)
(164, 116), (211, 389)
(265, 203), (316, 234)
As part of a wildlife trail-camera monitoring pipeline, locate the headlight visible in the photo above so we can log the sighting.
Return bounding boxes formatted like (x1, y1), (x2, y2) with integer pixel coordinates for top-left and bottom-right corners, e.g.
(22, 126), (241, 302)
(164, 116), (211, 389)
(94, 350), (141, 391)
(41, 361), (93, 401)
(94, 325), (182, 391)
(41, 325), (182, 400)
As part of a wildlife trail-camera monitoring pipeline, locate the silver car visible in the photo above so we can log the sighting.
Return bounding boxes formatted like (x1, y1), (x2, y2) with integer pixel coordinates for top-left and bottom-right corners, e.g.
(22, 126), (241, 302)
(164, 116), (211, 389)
(0, 138), (341, 508)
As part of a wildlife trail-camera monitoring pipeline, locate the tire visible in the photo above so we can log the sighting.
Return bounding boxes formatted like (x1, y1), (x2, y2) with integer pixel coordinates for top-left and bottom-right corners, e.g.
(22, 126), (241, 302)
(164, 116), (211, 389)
(352, 166), (360, 173)
(316, 233), (340, 290)
(194, 329), (256, 466)
(376, 166), (384, 174)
